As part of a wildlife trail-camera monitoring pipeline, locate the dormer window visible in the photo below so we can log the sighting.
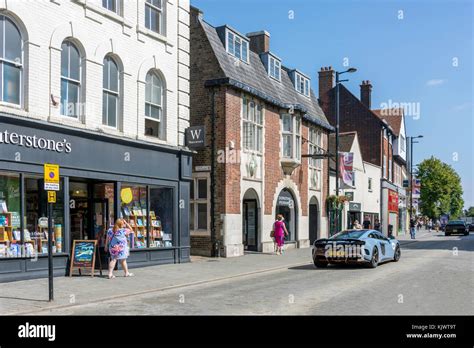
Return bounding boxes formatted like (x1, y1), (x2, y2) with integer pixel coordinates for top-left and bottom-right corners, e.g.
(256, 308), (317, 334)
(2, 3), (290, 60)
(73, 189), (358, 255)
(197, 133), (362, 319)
(226, 30), (249, 63)
(296, 73), (310, 97)
(269, 56), (281, 81)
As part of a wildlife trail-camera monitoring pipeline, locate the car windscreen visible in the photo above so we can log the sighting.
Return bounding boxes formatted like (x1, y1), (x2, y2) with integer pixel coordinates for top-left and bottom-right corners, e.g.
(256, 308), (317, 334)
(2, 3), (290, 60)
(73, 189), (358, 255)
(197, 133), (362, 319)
(447, 220), (464, 225)
(330, 230), (367, 240)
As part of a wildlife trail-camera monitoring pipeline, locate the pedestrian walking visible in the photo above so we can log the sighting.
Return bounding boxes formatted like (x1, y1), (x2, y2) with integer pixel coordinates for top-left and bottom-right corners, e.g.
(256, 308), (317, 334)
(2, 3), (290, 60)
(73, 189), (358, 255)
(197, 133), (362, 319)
(410, 218), (416, 239)
(374, 219), (381, 231)
(273, 214), (288, 255)
(105, 218), (134, 279)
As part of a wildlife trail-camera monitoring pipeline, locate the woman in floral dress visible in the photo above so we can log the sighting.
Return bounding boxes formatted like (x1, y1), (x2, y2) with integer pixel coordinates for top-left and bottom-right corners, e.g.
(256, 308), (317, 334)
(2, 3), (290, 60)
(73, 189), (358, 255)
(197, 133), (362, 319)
(106, 218), (134, 279)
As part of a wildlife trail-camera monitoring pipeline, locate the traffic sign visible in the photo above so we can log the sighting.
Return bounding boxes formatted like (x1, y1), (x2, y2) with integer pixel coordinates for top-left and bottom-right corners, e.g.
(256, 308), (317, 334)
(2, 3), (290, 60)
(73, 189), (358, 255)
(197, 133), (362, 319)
(47, 191), (56, 203)
(44, 164), (60, 191)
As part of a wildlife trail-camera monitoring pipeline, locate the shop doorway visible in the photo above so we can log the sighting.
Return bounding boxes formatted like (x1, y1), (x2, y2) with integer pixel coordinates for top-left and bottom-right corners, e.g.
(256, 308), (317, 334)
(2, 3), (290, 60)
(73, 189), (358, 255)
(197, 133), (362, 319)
(276, 189), (297, 242)
(309, 196), (319, 244)
(347, 211), (361, 229)
(242, 189), (259, 251)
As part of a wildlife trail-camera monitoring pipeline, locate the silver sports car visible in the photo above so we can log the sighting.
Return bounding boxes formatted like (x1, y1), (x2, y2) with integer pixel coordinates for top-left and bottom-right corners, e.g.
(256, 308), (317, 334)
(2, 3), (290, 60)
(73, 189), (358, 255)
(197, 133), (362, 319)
(312, 229), (401, 268)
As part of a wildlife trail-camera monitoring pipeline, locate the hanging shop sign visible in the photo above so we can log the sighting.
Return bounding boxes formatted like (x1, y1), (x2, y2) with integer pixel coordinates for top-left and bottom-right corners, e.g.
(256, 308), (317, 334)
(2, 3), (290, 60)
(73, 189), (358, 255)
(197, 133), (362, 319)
(349, 202), (361, 212)
(185, 126), (205, 148)
(339, 152), (354, 187)
(345, 192), (354, 201)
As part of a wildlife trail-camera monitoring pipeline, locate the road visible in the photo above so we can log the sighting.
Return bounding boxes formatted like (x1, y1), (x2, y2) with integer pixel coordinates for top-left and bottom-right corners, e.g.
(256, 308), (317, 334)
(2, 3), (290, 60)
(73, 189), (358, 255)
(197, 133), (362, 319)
(36, 231), (474, 315)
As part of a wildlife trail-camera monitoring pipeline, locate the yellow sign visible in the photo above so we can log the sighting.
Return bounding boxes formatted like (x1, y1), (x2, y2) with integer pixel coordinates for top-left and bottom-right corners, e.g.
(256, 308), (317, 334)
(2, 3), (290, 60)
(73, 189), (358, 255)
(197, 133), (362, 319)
(48, 191), (56, 203)
(121, 187), (133, 204)
(44, 164), (60, 191)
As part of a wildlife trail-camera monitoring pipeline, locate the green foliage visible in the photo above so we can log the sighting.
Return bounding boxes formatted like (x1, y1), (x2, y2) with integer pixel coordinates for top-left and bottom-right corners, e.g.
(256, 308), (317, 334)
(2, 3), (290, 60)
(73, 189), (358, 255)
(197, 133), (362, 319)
(416, 156), (464, 219)
(465, 207), (474, 217)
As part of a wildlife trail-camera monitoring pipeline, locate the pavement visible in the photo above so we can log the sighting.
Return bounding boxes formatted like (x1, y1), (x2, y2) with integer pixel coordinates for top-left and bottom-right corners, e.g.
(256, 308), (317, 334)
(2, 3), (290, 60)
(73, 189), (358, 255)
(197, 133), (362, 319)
(1, 229), (472, 315)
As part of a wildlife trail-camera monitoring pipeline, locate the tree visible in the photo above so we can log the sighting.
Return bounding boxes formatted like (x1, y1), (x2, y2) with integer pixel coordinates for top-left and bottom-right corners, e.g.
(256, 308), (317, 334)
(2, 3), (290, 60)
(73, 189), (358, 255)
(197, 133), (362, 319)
(416, 156), (464, 219)
(465, 207), (474, 217)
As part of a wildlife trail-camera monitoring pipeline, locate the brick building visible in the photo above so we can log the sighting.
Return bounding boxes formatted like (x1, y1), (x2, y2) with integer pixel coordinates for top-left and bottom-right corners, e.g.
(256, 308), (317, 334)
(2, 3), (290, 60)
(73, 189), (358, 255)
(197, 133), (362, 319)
(319, 69), (408, 236)
(189, 7), (334, 257)
(0, 0), (192, 281)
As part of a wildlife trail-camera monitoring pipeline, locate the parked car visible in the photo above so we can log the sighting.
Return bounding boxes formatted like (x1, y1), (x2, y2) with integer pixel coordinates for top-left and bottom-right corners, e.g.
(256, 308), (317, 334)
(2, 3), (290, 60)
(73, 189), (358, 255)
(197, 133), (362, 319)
(444, 220), (469, 236)
(468, 223), (474, 232)
(312, 229), (401, 269)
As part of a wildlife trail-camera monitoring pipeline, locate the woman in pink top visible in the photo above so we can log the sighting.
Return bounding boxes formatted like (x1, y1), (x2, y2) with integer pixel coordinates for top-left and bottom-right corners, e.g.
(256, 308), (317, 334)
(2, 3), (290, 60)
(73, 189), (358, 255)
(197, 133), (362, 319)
(273, 214), (288, 255)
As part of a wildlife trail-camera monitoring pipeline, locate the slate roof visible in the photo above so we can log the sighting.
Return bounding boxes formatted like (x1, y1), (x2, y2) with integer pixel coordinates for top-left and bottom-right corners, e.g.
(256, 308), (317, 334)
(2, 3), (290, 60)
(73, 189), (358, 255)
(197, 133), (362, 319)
(372, 108), (403, 136)
(199, 20), (334, 132)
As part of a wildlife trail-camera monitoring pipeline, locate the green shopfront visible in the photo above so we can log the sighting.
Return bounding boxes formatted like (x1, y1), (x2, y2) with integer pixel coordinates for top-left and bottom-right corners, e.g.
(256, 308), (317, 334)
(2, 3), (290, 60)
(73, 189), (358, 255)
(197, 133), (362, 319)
(0, 114), (192, 282)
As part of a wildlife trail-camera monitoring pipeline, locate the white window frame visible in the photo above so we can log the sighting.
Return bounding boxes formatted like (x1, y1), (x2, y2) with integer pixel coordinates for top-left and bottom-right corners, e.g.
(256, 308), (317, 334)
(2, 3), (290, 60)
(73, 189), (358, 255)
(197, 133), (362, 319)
(295, 72), (310, 97)
(145, 0), (164, 35)
(368, 177), (373, 192)
(0, 15), (23, 108)
(102, 0), (122, 16)
(382, 154), (387, 179)
(242, 96), (263, 153)
(102, 56), (120, 129)
(60, 41), (82, 119)
(144, 71), (165, 140)
(226, 29), (249, 63)
(190, 173), (210, 235)
(309, 127), (323, 190)
(281, 114), (301, 161)
(268, 56), (281, 81)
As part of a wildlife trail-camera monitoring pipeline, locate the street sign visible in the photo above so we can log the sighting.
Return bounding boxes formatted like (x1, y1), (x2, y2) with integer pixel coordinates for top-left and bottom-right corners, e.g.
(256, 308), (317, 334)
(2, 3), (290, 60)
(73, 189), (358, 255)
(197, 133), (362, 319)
(47, 191), (56, 203)
(345, 192), (354, 201)
(403, 179), (409, 188)
(44, 164), (60, 191)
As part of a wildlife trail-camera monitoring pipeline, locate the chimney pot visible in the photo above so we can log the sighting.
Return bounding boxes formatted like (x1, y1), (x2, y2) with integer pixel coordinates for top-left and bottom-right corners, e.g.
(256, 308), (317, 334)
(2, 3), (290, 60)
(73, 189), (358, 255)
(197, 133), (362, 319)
(360, 80), (373, 109)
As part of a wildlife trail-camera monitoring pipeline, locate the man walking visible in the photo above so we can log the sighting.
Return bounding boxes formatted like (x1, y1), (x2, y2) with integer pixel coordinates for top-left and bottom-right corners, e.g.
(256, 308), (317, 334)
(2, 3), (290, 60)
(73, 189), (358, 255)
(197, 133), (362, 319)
(410, 218), (416, 239)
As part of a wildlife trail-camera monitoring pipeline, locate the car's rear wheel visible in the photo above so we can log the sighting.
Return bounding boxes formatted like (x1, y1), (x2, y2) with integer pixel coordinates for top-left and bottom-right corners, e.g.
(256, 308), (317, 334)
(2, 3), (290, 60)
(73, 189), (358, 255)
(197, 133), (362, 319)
(368, 248), (378, 268)
(314, 259), (328, 268)
(393, 246), (401, 262)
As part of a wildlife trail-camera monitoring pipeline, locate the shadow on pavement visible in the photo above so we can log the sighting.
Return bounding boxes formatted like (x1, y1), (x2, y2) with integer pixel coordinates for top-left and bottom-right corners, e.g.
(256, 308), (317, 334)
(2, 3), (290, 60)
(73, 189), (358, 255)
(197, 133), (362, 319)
(0, 296), (49, 303)
(288, 263), (368, 271)
(401, 234), (473, 252)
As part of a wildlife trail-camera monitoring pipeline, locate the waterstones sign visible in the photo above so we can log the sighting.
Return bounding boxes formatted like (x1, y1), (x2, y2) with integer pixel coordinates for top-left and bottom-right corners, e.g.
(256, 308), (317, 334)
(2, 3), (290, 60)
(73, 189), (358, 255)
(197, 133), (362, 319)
(0, 129), (72, 153)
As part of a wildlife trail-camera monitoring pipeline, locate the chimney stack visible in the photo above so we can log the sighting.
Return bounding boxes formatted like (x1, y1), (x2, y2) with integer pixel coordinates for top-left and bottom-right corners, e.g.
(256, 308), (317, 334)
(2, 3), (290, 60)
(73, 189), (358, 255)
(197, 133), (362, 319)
(360, 80), (372, 109)
(318, 66), (335, 110)
(246, 31), (270, 54)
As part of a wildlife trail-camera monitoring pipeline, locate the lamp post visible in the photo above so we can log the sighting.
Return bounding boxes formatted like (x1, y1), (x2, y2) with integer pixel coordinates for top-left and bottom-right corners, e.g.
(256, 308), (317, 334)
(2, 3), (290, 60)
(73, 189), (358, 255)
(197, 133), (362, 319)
(334, 67), (357, 234)
(409, 135), (423, 225)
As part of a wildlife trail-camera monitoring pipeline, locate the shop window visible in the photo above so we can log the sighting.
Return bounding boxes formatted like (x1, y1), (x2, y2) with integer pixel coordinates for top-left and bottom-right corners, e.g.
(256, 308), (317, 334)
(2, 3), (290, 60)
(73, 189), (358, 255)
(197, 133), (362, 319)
(150, 187), (174, 248)
(0, 173), (22, 258)
(0, 15), (23, 106)
(25, 176), (64, 256)
(120, 185), (147, 249)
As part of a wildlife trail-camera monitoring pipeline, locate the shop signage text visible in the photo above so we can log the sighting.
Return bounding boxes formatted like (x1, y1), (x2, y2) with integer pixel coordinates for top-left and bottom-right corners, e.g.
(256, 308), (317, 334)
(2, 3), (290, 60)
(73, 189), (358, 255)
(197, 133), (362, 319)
(185, 126), (205, 148)
(388, 189), (399, 212)
(349, 202), (361, 212)
(0, 130), (71, 153)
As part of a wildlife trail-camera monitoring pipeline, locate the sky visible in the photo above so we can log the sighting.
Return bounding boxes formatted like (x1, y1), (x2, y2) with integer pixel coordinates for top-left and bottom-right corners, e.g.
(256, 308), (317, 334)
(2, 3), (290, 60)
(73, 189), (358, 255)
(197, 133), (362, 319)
(191, 0), (473, 209)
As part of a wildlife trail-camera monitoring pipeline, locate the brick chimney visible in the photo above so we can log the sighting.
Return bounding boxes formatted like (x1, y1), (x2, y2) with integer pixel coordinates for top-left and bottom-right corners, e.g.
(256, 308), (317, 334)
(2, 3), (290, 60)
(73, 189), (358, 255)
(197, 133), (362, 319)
(190, 6), (203, 25)
(360, 80), (372, 109)
(318, 66), (335, 111)
(246, 31), (270, 54)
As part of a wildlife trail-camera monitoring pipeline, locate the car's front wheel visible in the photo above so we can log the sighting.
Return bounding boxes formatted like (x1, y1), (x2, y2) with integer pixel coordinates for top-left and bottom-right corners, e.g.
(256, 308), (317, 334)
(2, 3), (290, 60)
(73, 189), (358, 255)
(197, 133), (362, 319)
(368, 248), (379, 268)
(393, 246), (401, 262)
(445, 232), (450, 236)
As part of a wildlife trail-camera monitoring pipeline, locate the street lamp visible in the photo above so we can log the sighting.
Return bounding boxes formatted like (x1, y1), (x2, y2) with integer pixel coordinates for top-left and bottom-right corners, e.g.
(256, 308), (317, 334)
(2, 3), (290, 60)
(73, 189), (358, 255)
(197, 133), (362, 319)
(409, 135), (423, 224)
(335, 67), (357, 233)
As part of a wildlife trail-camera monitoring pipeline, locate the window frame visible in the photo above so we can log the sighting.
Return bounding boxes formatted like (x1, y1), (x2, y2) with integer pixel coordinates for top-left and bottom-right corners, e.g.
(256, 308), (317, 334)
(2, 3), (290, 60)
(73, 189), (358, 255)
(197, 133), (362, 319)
(190, 174), (210, 234)
(368, 177), (373, 192)
(60, 40), (82, 119)
(242, 96), (263, 153)
(281, 113), (301, 161)
(308, 128), (323, 190)
(102, 55), (120, 129)
(0, 15), (24, 108)
(144, 70), (165, 140)
(102, 0), (122, 16)
(145, 0), (164, 35)
(295, 72), (310, 97)
(268, 55), (281, 81)
(226, 29), (249, 63)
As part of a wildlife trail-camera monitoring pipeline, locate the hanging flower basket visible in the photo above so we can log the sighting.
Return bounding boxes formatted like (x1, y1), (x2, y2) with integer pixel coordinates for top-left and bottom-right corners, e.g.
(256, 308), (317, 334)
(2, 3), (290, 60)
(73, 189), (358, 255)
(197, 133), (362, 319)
(326, 195), (348, 211)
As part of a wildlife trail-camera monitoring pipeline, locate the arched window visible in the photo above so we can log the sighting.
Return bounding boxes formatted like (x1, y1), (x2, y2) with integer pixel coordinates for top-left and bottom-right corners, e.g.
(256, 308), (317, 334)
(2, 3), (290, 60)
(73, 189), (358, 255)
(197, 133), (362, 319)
(0, 15), (23, 105)
(102, 55), (120, 128)
(144, 71), (164, 139)
(60, 40), (81, 118)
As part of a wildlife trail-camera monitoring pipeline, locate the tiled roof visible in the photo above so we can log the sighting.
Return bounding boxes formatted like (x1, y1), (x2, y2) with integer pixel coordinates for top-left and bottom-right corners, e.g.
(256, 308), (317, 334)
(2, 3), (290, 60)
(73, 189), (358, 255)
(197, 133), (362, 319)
(199, 19), (334, 131)
(372, 108), (403, 136)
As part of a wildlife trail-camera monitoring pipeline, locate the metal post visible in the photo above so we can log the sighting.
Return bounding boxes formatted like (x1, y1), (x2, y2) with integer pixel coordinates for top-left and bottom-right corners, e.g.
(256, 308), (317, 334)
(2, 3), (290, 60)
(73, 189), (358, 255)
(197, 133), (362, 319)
(48, 202), (54, 301)
(210, 88), (219, 257)
(334, 72), (340, 234)
(409, 137), (413, 224)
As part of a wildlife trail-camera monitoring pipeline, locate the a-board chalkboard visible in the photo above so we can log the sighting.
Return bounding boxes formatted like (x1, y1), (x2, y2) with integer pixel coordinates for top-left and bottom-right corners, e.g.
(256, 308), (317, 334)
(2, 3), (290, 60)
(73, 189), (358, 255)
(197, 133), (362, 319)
(69, 240), (98, 277)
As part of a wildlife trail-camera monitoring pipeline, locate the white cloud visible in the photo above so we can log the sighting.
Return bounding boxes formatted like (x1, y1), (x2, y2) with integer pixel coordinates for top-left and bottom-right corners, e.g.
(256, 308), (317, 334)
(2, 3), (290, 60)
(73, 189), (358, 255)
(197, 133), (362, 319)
(426, 79), (446, 87)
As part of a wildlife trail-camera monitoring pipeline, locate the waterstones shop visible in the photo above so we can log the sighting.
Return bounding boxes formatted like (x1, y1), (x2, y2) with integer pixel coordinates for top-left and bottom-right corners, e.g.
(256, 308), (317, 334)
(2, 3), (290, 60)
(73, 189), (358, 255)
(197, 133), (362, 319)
(0, 115), (192, 282)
